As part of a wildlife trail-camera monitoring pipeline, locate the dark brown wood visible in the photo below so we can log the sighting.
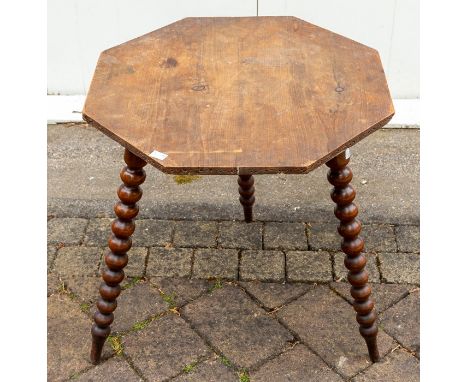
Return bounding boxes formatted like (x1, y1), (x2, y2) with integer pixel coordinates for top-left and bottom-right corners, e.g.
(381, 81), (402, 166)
(90, 148), (146, 364)
(238, 174), (255, 222)
(326, 149), (380, 363)
(83, 16), (394, 175)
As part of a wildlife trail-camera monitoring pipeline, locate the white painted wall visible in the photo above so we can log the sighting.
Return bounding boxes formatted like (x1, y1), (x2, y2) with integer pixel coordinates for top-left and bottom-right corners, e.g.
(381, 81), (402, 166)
(48, 0), (418, 98)
(258, 0), (419, 99)
(47, 0), (257, 95)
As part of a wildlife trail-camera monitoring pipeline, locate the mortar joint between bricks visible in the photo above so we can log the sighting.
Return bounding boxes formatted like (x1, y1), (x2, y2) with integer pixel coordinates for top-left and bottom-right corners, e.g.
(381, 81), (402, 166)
(167, 355), (213, 381)
(375, 252), (384, 283)
(96, 247), (106, 276)
(215, 220), (220, 249)
(376, 289), (411, 315)
(330, 251), (337, 281)
(283, 250), (287, 282)
(169, 220), (176, 246)
(385, 337), (419, 360)
(355, 336), (417, 374)
(390, 224), (399, 252)
(80, 219), (92, 246)
(239, 340), (299, 374)
(178, 311), (243, 371)
(261, 221), (265, 250)
(391, 224), (401, 253)
(276, 316), (344, 378)
(328, 283), (354, 308)
(237, 249), (242, 281)
(142, 247), (150, 278)
(48, 246), (59, 273)
(121, 353), (150, 382)
(235, 282), (269, 311)
(226, 290), (314, 371)
(67, 364), (97, 381)
(305, 222), (311, 250)
(189, 248), (195, 278)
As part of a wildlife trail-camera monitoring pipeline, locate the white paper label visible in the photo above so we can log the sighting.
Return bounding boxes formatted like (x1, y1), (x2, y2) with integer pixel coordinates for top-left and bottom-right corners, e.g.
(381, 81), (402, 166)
(344, 148), (351, 159)
(149, 150), (168, 161)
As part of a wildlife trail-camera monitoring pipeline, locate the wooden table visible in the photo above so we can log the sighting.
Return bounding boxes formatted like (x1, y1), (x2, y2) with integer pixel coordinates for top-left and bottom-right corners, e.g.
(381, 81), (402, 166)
(82, 16), (394, 365)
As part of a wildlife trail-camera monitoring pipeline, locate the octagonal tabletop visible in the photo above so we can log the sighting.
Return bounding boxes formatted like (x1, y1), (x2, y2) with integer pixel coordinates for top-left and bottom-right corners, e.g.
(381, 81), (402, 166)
(83, 16), (394, 175)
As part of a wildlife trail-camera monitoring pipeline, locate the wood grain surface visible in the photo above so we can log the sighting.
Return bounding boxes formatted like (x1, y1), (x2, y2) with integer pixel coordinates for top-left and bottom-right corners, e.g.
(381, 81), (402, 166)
(83, 16), (394, 174)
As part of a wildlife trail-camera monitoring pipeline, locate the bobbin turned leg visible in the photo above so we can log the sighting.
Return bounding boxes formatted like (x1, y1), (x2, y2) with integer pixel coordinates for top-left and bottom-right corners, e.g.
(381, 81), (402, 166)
(238, 174), (255, 222)
(326, 149), (380, 362)
(90, 148), (147, 364)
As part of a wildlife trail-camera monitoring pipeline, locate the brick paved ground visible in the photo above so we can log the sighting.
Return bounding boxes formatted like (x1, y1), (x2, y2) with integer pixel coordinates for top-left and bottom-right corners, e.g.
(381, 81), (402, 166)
(47, 217), (419, 381)
(47, 125), (419, 381)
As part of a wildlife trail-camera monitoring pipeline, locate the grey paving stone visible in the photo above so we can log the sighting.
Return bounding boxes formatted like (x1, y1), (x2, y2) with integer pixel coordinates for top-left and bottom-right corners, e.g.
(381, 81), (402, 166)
(48, 245), (58, 272)
(278, 285), (395, 378)
(47, 272), (62, 297)
(286, 251), (332, 282)
(352, 349), (419, 382)
(48, 126), (419, 225)
(172, 357), (238, 382)
(149, 277), (212, 307)
(381, 290), (420, 354)
(251, 344), (342, 382)
(65, 276), (101, 303)
(181, 285), (293, 369)
(218, 221), (262, 249)
(125, 247), (148, 277)
(47, 294), (112, 381)
(76, 357), (143, 382)
(362, 224), (397, 253)
(132, 219), (174, 247)
(240, 250), (285, 282)
(330, 282), (410, 314)
(147, 247), (193, 278)
(264, 222), (308, 250)
(98, 282), (169, 333)
(100, 247), (148, 278)
(48, 217), (88, 245)
(124, 314), (211, 382)
(334, 252), (380, 283)
(173, 221), (217, 248)
(55, 246), (103, 277)
(240, 281), (311, 310)
(307, 223), (340, 251)
(192, 249), (238, 280)
(395, 225), (420, 253)
(379, 252), (420, 284)
(83, 218), (113, 246)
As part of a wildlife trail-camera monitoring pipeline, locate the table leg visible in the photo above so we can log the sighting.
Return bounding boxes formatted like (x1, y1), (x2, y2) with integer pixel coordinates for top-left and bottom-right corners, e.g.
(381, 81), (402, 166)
(90, 148), (147, 364)
(326, 149), (380, 362)
(238, 174), (255, 222)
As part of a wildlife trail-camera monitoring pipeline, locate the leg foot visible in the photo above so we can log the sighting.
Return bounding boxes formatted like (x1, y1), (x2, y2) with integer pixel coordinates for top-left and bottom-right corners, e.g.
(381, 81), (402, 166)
(238, 174), (255, 222)
(90, 325), (109, 364)
(89, 148), (146, 364)
(326, 149), (380, 363)
(365, 335), (380, 363)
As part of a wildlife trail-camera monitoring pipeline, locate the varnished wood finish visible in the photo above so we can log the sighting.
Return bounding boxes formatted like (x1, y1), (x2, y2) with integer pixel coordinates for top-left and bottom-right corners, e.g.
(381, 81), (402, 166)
(83, 17), (392, 364)
(326, 150), (380, 362)
(90, 148), (146, 364)
(238, 175), (255, 222)
(83, 16), (394, 175)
